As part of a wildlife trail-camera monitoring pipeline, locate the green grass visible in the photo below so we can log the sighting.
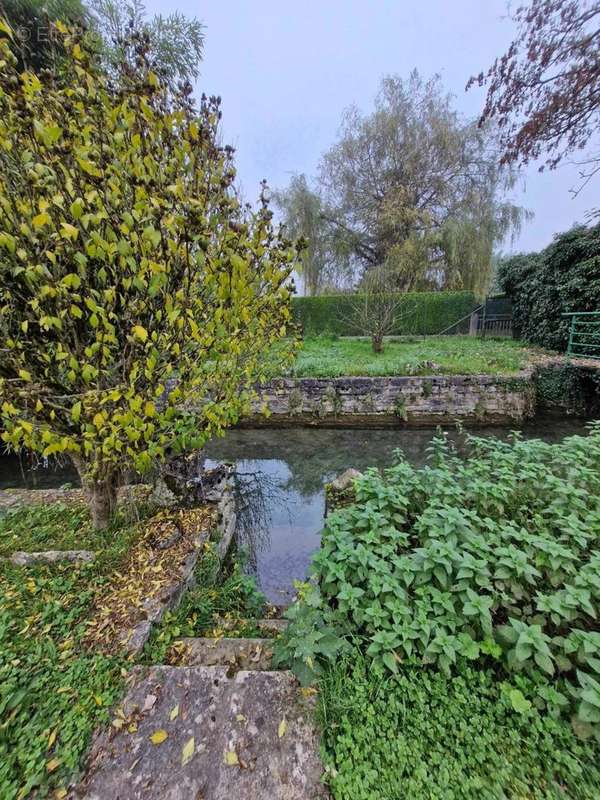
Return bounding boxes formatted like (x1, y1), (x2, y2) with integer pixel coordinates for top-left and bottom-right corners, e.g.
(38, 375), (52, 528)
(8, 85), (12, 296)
(320, 653), (600, 800)
(290, 335), (538, 377)
(0, 504), (144, 799)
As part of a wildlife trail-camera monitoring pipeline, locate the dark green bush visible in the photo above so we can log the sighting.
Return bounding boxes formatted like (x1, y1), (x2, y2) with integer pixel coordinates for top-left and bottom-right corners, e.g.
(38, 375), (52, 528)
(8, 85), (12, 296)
(498, 224), (600, 351)
(320, 654), (600, 800)
(275, 425), (600, 736)
(291, 291), (477, 336)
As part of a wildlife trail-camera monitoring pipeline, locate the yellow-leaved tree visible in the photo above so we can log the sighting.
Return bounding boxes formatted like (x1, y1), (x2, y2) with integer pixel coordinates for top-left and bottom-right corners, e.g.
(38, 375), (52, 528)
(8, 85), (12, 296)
(0, 21), (299, 527)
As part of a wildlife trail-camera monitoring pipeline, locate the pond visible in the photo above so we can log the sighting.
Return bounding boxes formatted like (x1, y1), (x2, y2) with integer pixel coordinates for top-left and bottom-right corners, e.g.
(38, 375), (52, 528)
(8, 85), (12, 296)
(0, 417), (592, 603)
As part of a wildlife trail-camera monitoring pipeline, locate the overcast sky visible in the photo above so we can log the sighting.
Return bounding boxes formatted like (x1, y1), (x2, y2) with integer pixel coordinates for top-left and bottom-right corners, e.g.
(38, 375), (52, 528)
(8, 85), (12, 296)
(147, 0), (595, 254)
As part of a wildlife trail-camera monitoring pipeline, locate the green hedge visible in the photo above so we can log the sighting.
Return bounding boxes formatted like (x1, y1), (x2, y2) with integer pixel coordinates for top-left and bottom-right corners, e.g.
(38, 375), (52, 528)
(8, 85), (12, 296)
(291, 291), (477, 336)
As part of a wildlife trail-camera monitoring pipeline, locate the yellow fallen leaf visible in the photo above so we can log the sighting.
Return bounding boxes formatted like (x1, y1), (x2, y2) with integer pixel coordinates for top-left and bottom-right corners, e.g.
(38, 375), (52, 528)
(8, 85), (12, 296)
(46, 758), (61, 773)
(300, 687), (318, 698)
(278, 718), (287, 738)
(47, 729), (57, 749)
(181, 737), (195, 766)
(150, 729), (168, 745)
(54, 789), (67, 799)
(224, 749), (239, 766)
(235, 714), (246, 723)
(170, 704), (179, 721)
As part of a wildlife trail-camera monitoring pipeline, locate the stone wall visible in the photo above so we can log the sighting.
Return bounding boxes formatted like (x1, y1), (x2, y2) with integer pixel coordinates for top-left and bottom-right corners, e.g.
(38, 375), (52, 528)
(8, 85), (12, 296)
(246, 372), (536, 427)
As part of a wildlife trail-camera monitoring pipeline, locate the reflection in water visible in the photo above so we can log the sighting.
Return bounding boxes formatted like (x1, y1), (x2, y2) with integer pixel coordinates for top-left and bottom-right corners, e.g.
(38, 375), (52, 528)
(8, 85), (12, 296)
(203, 418), (591, 602)
(0, 418), (592, 603)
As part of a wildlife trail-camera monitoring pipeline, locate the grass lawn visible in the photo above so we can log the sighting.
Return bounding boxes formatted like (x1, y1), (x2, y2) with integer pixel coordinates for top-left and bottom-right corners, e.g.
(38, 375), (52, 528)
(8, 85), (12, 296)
(291, 335), (540, 377)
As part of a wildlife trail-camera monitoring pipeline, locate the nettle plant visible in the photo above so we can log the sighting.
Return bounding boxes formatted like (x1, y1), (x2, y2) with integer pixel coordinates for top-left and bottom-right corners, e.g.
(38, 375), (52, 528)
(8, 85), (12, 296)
(0, 22), (299, 527)
(276, 425), (600, 736)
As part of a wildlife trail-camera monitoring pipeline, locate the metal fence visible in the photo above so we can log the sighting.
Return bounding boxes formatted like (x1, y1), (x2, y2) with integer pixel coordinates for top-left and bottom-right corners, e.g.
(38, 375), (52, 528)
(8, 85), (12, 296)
(563, 312), (600, 359)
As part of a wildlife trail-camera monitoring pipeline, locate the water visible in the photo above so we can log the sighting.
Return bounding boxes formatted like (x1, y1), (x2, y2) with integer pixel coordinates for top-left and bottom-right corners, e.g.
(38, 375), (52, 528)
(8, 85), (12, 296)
(0, 418), (592, 602)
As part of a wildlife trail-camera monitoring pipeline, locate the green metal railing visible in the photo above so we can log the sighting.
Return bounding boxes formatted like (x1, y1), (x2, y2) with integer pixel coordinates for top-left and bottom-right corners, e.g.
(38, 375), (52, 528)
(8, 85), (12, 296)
(563, 312), (600, 359)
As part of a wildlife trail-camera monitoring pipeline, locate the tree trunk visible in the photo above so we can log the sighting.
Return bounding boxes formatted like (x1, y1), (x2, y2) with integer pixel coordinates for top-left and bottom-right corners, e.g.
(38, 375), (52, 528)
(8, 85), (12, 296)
(372, 333), (384, 353)
(72, 456), (118, 529)
(86, 478), (118, 529)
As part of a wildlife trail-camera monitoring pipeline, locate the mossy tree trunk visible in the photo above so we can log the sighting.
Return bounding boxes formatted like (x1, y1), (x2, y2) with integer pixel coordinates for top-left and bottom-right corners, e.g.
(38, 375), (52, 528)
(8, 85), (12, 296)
(72, 456), (118, 529)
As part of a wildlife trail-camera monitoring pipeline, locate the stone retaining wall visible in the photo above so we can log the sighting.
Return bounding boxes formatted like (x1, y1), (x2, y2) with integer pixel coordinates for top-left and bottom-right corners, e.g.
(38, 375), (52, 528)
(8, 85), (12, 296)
(246, 373), (536, 427)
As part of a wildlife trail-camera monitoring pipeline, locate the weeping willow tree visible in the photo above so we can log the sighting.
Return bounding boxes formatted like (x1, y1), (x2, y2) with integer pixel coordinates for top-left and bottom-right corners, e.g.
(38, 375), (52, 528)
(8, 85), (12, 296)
(278, 72), (528, 296)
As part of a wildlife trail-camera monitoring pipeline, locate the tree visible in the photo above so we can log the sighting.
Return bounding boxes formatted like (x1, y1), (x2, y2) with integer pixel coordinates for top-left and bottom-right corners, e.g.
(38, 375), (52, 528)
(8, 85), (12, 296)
(293, 72), (525, 295)
(274, 174), (351, 295)
(497, 223), (600, 350)
(344, 265), (415, 353)
(469, 0), (600, 208)
(0, 0), (88, 72)
(0, 22), (298, 528)
(89, 0), (204, 85)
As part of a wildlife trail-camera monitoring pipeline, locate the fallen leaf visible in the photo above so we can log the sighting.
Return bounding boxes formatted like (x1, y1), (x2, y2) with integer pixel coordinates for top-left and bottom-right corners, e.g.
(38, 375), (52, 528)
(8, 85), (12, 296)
(235, 714), (246, 723)
(143, 694), (157, 712)
(224, 749), (239, 766)
(54, 789), (67, 799)
(150, 729), (168, 745)
(170, 704), (179, 721)
(47, 729), (57, 749)
(300, 687), (318, 698)
(46, 758), (61, 773)
(181, 737), (195, 766)
(278, 718), (287, 738)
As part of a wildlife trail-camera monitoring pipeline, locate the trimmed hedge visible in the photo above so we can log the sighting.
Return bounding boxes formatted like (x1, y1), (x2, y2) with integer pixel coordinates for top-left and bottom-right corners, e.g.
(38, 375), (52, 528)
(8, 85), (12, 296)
(291, 291), (477, 336)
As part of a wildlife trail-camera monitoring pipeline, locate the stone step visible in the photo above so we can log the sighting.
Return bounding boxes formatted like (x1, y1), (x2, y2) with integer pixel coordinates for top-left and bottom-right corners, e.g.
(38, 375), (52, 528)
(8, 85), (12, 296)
(177, 637), (277, 671)
(77, 665), (325, 800)
(214, 616), (289, 636)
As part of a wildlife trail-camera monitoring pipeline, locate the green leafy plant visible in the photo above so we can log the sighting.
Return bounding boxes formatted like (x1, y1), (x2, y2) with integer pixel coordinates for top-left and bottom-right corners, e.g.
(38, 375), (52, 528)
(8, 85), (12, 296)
(319, 652), (600, 800)
(277, 424), (600, 736)
(0, 503), (145, 799)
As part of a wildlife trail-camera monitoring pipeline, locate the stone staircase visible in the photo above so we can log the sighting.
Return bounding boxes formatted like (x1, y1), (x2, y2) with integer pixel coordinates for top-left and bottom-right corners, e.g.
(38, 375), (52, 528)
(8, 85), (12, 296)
(75, 616), (327, 800)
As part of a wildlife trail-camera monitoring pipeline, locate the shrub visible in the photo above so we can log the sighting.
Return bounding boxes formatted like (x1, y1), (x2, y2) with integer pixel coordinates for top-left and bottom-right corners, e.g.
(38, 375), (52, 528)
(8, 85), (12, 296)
(275, 425), (600, 736)
(320, 653), (600, 800)
(497, 224), (600, 351)
(291, 291), (477, 336)
(0, 23), (298, 528)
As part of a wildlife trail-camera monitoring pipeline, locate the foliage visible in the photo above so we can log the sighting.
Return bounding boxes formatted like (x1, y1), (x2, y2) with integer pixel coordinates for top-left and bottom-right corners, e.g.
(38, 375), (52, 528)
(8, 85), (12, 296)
(143, 549), (267, 664)
(0, 0), (89, 72)
(275, 425), (600, 736)
(292, 335), (532, 378)
(274, 174), (348, 296)
(0, 23), (298, 526)
(319, 652), (600, 800)
(470, 0), (600, 212)
(280, 72), (526, 295)
(536, 364), (600, 417)
(0, 503), (145, 799)
(89, 0), (205, 85)
(292, 290), (477, 336)
(498, 223), (600, 350)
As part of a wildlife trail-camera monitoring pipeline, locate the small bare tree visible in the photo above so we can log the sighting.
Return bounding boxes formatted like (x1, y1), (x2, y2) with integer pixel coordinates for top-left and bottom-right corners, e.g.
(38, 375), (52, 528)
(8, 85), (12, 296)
(344, 266), (415, 353)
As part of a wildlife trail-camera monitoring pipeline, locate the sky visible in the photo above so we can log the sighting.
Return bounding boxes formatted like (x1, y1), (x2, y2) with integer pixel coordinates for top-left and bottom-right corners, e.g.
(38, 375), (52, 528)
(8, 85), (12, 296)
(146, 0), (596, 255)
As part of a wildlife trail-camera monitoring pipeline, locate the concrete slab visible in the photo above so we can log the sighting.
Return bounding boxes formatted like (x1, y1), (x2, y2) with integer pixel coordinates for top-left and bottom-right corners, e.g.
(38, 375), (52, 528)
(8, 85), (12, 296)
(75, 665), (326, 800)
